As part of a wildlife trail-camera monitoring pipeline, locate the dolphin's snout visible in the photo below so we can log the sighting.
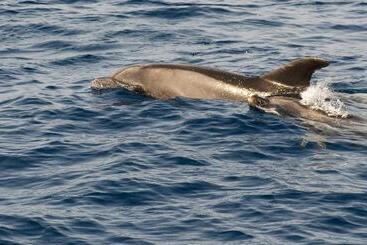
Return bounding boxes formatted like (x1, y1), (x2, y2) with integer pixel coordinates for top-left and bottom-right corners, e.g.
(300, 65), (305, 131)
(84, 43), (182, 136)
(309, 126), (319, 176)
(90, 77), (119, 89)
(91, 78), (104, 89)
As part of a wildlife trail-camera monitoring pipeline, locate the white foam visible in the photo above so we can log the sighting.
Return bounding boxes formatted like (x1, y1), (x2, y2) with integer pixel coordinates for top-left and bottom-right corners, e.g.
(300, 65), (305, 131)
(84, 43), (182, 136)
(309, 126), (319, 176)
(300, 80), (349, 118)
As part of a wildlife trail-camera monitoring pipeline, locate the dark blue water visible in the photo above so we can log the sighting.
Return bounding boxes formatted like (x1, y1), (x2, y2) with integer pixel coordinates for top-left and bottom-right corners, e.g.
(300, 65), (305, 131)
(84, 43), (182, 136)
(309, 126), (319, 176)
(1, 0), (367, 244)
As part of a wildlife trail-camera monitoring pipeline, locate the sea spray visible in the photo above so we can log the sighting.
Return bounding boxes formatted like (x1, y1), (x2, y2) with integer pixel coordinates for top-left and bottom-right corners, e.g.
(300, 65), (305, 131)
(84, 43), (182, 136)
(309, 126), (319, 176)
(300, 80), (349, 118)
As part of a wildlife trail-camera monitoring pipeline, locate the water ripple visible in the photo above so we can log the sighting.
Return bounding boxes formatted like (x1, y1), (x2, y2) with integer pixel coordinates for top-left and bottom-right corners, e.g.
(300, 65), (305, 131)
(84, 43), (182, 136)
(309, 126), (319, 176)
(0, 0), (367, 244)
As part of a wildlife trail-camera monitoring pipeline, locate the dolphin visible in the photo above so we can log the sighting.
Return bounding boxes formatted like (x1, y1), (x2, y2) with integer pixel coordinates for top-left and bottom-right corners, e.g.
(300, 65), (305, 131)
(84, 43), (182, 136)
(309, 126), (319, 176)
(247, 94), (364, 124)
(91, 57), (329, 101)
(248, 95), (336, 122)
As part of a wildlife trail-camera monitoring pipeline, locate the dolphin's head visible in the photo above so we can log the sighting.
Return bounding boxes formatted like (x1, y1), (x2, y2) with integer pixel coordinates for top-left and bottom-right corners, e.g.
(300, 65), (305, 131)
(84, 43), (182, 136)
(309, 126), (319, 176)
(91, 65), (145, 90)
(111, 65), (143, 86)
(248, 95), (271, 109)
(248, 95), (283, 116)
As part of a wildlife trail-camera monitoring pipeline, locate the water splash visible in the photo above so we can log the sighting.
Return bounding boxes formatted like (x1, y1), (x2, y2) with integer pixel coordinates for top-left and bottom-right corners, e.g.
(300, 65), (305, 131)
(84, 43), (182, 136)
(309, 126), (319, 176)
(300, 80), (349, 118)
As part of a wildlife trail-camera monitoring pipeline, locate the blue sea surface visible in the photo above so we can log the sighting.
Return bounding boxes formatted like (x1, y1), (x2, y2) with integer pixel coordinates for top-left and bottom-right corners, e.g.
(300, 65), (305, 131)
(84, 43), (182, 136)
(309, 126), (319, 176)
(1, 0), (367, 244)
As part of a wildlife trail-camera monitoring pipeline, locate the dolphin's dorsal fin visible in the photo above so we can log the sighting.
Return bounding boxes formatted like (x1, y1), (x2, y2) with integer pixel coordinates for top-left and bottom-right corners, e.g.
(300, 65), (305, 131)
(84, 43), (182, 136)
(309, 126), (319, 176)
(261, 57), (329, 87)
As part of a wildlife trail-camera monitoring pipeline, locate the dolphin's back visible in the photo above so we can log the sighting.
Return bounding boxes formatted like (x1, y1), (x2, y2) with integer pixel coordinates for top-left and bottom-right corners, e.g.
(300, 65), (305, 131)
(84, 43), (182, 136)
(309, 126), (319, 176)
(141, 64), (275, 92)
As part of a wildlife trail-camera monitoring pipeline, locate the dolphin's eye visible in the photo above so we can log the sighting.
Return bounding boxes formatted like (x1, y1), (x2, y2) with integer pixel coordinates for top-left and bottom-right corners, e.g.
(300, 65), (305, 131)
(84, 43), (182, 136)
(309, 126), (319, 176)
(259, 99), (266, 106)
(257, 97), (269, 107)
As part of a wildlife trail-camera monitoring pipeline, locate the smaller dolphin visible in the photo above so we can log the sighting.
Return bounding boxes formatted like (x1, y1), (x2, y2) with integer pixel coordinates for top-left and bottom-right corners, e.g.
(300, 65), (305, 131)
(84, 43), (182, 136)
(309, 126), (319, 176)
(247, 95), (362, 124)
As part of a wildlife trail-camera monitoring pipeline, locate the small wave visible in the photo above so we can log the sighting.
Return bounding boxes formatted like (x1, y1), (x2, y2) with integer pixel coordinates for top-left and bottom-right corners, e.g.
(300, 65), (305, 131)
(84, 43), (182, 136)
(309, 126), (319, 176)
(50, 54), (103, 66)
(300, 80), (349, 118)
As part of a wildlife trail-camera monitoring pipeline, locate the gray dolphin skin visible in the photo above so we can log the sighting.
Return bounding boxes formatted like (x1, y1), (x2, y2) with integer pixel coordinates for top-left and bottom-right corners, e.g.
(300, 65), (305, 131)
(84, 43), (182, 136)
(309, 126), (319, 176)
(91, 57), (329, 101)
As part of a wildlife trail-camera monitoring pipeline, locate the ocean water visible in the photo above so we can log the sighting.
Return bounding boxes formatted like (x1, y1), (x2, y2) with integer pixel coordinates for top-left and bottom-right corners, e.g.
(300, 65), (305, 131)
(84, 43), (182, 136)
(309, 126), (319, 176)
(1, 0), (367, 244)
